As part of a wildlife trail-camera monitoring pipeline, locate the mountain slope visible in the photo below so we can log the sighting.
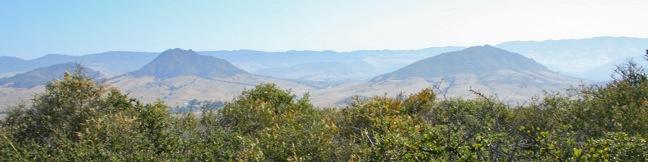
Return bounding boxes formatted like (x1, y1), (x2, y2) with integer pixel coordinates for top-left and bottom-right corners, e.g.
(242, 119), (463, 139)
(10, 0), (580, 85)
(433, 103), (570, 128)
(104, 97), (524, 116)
(314, 46), (581, 106)
(0, 63), (102, 88)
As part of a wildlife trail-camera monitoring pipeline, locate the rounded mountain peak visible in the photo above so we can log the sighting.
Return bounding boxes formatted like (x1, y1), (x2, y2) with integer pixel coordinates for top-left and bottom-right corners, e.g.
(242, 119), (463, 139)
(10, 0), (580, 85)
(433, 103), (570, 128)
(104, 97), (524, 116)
(372, 45), (549, 81)
(130, 48), (247, 79)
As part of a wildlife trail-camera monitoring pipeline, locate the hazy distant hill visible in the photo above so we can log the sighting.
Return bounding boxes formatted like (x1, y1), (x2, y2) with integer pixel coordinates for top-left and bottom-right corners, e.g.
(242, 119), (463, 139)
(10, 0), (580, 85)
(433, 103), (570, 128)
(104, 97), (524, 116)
(0, 51), (157, 76)
(496, 36), (648, 81)
(201, 47), (463, 71)
(0, 56), (25, 70)
(255, 61), (382, 82)
(0, 63), (103, 110)
(314, 46), (581, 106)
(0, 63), (102, 88)
(109, 49), (314, 106)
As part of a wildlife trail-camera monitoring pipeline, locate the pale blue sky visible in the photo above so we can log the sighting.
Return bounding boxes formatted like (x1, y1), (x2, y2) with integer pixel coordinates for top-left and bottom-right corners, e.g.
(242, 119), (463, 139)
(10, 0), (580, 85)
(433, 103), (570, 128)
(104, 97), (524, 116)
(2, 0), (648, 59)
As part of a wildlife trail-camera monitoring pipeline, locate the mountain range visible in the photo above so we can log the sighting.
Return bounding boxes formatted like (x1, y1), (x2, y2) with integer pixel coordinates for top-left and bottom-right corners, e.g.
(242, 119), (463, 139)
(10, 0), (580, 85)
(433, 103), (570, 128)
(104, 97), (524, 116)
(2, 37), (645, 83)
(0, 47), (462, 83)
(2, 36), (646, 109)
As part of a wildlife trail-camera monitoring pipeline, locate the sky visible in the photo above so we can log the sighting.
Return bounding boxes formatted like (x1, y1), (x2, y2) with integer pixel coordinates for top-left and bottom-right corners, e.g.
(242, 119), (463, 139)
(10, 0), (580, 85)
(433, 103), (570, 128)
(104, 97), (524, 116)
(1, 0), (648, 59)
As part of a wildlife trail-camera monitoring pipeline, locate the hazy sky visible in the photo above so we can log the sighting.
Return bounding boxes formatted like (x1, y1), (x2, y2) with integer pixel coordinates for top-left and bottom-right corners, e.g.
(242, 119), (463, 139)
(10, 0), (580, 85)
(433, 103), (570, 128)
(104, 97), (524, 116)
(2, 0), (648, 59)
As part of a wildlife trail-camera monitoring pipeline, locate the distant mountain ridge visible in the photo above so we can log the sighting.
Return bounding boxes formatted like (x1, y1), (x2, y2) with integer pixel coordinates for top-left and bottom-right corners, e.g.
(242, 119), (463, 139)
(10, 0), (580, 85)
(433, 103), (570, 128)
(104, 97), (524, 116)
(1, 47), (463, 82)
(200, 47), (464, 81)
(496, 36), (648, 81)
(256, 61), (382, 82)
(129, 48), (247, 79)
(0, 51), (157, 76)
(0, 63), (102, 88)
(2, 36), (646, 82)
